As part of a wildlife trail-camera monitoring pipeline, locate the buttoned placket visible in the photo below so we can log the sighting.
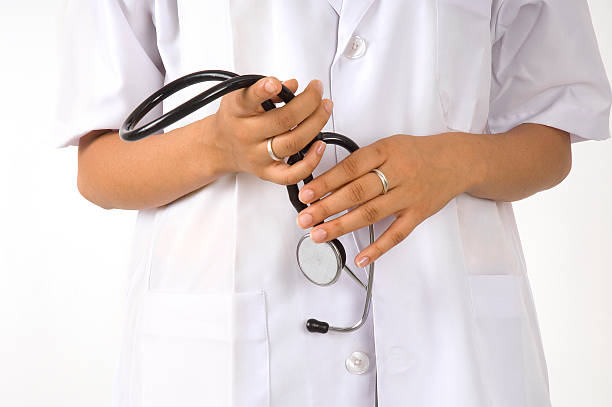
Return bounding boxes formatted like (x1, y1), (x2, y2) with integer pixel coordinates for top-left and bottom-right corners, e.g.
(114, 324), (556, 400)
(327, 1), (379, 406)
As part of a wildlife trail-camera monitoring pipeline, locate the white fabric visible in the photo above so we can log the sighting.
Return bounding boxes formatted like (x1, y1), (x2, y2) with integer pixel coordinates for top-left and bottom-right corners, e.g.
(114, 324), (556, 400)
(55, 0), (611, 406)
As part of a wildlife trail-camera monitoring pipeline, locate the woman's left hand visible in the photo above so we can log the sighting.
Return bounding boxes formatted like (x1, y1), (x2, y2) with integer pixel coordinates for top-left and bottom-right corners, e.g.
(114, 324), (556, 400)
(295, 133), (484, 268)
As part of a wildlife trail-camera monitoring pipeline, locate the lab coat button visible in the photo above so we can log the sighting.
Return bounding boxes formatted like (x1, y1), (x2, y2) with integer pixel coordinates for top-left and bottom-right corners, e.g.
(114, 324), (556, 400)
(343, 36), (367, 59)
(345, 351), (370, 374)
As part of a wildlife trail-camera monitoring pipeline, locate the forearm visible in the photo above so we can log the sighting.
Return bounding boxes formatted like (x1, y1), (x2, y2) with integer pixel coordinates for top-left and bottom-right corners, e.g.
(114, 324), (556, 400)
(77, 114), (229, 210)
(449, 123), (572, 202)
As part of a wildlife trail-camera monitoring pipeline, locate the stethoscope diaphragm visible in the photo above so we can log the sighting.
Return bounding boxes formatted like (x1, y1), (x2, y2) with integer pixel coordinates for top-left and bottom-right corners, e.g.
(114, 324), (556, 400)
(296, 234), (345, 286)
(119, 69), (375, 335)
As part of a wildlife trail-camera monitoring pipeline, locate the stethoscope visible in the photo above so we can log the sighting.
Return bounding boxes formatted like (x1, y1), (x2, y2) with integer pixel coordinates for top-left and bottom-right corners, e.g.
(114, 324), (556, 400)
(120, 70), (374, 334)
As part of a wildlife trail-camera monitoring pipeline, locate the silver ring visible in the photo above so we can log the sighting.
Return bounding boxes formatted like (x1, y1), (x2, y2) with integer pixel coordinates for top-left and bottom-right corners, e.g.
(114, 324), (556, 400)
(371, 168), (389, 195)
(267, 137), (284, 162)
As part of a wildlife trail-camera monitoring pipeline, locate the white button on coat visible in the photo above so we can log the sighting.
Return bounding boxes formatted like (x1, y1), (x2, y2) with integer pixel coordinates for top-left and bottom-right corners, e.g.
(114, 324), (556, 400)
(56, 1), (611, 406)
(343, 35), (367, 59)
(346, 351), (370, 375)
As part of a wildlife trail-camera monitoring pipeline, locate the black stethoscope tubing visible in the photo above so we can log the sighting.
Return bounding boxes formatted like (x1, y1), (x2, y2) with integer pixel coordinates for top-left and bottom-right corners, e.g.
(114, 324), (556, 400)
(120, 70), (358, 212)
(119, 70), (373, 334)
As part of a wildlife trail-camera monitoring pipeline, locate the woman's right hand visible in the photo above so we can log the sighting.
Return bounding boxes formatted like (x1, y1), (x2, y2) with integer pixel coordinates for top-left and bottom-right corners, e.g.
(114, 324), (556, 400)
(211, 76), (333, 185)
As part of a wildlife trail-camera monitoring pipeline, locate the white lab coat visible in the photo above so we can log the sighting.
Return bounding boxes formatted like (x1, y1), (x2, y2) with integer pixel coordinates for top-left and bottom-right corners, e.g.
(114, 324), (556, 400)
(56, 1), (611, 406)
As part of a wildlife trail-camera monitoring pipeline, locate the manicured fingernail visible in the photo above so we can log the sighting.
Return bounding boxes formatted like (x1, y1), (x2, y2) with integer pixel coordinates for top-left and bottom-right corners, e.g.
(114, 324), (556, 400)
(356, 257), (369, 268)
(316, 141), (326, 155)
(310, 228), (327, 242)
(299, 188), (315, 203)
(264, 78), (277, 93)
(323, 99), (333, 114)
(297, 213), (313, 228)
(314, 80), (324, 95)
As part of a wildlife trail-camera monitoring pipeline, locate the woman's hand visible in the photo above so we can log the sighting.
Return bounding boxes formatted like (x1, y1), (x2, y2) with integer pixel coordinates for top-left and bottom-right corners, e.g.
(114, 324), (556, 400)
(211, 76), (333, 185)
(294, 133), (484, 268)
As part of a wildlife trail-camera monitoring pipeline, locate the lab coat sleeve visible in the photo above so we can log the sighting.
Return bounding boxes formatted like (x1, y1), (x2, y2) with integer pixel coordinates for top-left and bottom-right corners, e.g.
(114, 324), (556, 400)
(487, 0), (612, 143)
(54, 0), (164, 148)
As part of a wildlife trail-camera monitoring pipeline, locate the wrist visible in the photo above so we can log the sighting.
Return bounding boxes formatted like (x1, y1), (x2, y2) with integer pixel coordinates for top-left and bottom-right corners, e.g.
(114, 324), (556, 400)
(195, 114), (238, 178)
(438, 132), (490, 196)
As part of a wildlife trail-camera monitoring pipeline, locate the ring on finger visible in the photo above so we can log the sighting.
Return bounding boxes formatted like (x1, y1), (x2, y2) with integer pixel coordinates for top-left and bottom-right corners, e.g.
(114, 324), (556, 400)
(267, 137), (284, 161)
(370, 168), (389, 195)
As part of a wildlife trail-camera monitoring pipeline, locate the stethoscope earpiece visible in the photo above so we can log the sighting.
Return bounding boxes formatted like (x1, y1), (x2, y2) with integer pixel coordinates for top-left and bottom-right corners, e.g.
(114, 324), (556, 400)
(306, 319), (330, 334)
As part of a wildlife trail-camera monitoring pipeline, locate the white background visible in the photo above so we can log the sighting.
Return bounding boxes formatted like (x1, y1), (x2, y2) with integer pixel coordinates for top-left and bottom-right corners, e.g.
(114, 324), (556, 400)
(0, 1), (610, 406)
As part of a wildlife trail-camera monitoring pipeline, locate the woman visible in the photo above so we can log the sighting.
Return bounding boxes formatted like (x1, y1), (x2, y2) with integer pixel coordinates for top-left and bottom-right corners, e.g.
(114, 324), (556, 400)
(56, 1), (611, 406)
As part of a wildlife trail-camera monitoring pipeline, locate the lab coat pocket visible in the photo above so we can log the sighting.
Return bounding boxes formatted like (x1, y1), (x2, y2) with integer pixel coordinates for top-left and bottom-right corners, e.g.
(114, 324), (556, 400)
(436, 0), (493, 133)
(134, 290), (270, 407)
(468, 275), (527, 407)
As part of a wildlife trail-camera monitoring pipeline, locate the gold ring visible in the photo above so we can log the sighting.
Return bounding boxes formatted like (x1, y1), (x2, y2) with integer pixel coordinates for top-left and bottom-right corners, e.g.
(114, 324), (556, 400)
(371, 168), (389, 195)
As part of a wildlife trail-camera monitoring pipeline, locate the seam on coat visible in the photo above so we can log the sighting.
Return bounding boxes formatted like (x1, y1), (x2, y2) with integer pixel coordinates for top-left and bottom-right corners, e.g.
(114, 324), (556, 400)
(452, 196), (490, 406)
(228, 0), (238, 294)
(128, 206), (167, 406)
(498, 202), (552, 399)
(262, 290), (272, 407)
(144, 204), (170, 291)
(230, 174), (238, 405)
(434, 0), (449, 130)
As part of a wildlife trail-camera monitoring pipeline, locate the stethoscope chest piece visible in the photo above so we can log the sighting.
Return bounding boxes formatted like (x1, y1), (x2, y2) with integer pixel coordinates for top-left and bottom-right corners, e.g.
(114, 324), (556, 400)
(117, 68), (374, 335)
(296, 233), (346, 286)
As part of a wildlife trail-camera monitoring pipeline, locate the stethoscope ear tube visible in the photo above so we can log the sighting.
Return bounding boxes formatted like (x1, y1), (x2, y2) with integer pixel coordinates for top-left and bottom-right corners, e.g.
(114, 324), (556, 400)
(118, 70), (375, 335)
(119, 70), (295, 141)
(285, 132), (359, 213)
(288, 133), (374, 335)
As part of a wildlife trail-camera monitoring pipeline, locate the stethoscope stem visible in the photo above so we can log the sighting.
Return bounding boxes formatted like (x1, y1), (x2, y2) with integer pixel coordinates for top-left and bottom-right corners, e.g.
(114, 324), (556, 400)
(306, 224), (375, 334)
(119, 69), (376, 336)
(344, 265), (367, 290)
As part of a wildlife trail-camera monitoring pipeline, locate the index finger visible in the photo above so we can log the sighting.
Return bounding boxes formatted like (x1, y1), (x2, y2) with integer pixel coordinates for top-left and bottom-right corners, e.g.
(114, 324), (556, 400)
(298, 145), (386, 204)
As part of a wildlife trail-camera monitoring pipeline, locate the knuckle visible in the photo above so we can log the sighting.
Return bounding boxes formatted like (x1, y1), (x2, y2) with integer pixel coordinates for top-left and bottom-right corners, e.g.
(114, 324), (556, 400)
(302, 159), (319, 177)
(329, 218), (344, 237)
(371, 144), (384, 158)
(281, 175), (292, 186)
(316, 178), (328, 194)
(287, 171), (307, 186)
(314, 201), (330, 220)
(234, 121), (253, 142)
(340, 156), (360, 178)
(361, 204), (379, 224)
(284, 137), (301, 155)
(347, 182), (366, 203)
(275, 110), (297, 131)
(297, 162), (317, 179)
(390, 230), (407, 247)
(409, 198), (429, 220)
(279, 169), (298, 186)
(371, 242), (384, 257)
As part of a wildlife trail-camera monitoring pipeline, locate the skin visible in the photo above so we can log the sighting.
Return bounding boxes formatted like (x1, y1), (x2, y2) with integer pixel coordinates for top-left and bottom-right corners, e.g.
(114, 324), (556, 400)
(78, 77), (331, 209)
(296, 124), (571, 268)
(77, 78), (571, 268)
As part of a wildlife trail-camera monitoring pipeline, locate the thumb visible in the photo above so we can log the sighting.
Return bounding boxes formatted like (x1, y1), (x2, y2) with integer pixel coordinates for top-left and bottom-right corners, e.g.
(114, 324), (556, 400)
(230, 76), (282, 116)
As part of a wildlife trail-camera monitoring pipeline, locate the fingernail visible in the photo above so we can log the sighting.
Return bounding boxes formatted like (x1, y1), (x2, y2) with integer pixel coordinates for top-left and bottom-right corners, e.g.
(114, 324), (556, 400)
(314, 80), (324, 95)
(323, 99), (333, 114)
(297, 213), (313, 228)
(311, 228), (327, 242)
(299, 188), (315, 203)
(316, 141), (326, 155)
(356, 256), (370, 268)
(264, 78), (277, 93)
